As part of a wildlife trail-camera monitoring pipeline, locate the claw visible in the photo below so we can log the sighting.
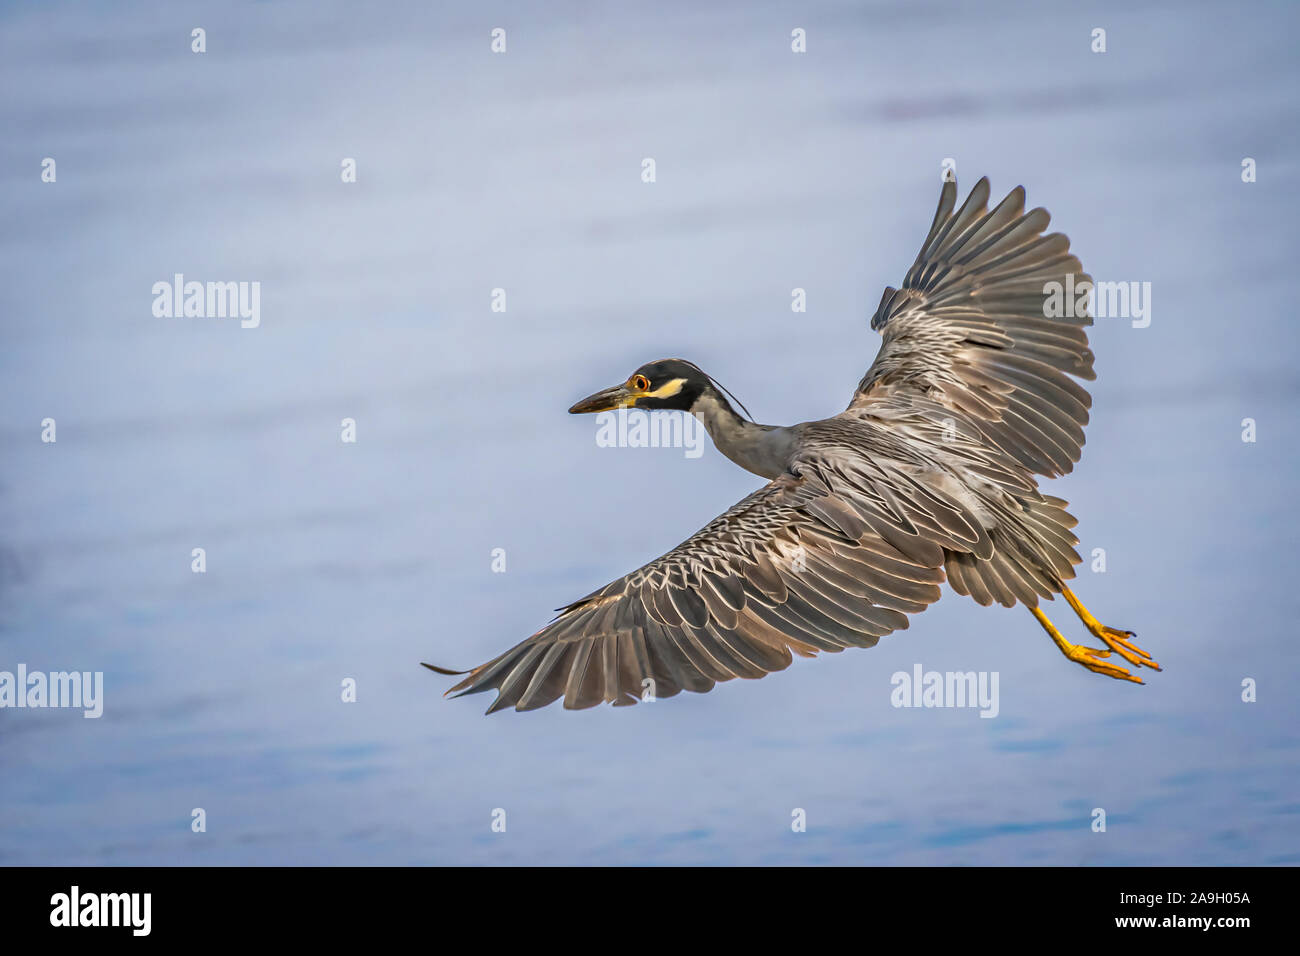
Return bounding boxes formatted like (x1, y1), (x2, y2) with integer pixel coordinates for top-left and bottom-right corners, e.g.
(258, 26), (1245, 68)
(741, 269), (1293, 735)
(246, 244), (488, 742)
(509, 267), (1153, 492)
(1097, 626), (1161, 671)
(1062, 641), (1144, 684)
(1061, 587), (1161, 672)
(1029, 604), (1145, 685)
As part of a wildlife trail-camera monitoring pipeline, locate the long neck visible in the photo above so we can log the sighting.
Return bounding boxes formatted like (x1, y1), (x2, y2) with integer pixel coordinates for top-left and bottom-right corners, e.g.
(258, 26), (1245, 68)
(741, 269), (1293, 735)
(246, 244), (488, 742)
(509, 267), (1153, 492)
(690, 390), (795, 480)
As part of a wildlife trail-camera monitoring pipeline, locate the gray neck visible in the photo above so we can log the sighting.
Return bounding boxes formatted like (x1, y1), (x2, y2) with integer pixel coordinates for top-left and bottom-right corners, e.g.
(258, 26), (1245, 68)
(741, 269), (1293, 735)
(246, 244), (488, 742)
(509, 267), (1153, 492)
(690, 391), (796, 480)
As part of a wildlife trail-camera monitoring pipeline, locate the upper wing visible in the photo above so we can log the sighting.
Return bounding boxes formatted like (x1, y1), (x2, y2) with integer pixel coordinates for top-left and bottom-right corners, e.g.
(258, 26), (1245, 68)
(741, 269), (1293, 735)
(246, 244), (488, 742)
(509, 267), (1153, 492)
(849, 176), (1095, 478)
(436, 456), (957, 713)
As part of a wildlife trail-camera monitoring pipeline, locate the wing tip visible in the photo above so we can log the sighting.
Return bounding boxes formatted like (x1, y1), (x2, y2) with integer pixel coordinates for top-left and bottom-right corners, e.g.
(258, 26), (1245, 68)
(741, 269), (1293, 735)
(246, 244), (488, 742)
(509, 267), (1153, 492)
(421, 661), (468, 676)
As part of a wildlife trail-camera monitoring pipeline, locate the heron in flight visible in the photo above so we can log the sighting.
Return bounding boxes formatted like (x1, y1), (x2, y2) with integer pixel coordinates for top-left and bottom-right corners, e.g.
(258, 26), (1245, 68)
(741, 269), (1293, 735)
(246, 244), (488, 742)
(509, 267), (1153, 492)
(427, 175), (1160, 713)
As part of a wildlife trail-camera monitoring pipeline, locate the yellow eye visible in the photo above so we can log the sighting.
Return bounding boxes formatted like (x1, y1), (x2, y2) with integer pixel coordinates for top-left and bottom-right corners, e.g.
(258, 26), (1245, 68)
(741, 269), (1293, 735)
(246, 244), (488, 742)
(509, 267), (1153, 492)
(631, 375), (650, 392)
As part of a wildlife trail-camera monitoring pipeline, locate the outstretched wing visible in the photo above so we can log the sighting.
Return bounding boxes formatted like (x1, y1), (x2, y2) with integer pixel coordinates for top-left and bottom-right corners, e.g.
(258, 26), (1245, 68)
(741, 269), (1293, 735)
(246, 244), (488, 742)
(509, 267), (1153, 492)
(849, 176), (1095, 478)
(435, 455), (956, 713)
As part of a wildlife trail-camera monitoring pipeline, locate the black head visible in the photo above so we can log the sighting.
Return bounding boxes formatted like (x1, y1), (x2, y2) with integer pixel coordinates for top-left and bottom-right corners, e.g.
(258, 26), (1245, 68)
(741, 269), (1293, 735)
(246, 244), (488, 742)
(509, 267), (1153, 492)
(569, 358), (712, 416)
(568, 358), (717, 415)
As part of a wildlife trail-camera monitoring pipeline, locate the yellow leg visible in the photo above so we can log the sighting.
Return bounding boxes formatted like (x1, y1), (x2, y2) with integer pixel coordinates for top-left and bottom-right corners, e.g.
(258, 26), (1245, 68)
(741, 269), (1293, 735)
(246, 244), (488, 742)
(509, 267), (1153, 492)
(1061, 585), (1160, 672)
(1030, 605), (1144, 684)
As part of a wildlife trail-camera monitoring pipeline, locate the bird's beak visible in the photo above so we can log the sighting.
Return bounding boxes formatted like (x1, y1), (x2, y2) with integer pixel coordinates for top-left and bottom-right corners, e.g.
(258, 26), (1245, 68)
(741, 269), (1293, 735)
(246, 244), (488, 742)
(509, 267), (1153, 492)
(568, 383), (639, 414)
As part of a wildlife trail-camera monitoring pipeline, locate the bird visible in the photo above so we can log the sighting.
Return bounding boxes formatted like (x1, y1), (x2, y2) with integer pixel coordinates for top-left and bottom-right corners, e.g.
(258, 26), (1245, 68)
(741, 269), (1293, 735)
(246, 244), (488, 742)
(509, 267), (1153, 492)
(425, 174), (1160, 713)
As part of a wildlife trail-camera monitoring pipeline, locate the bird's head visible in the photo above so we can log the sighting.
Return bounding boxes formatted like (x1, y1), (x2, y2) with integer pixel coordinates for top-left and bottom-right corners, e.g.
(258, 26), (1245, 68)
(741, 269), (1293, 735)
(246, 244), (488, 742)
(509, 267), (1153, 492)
(568, 358), (721, 415)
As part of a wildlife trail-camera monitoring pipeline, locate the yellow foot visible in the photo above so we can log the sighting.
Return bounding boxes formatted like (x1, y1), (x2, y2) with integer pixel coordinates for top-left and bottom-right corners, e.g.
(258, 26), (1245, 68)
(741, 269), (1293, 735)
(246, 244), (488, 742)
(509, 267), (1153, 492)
(1030, 605), (1145, 684)
(1061, 586), (1161, 672)
(1094, 625), (1160, 671)
(1060, 638), (1144, 684)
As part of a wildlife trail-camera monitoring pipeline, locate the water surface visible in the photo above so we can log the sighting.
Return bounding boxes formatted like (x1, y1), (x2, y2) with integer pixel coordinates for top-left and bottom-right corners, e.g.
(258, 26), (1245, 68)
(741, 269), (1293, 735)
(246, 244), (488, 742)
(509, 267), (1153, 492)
(1, 0), (1298, 865)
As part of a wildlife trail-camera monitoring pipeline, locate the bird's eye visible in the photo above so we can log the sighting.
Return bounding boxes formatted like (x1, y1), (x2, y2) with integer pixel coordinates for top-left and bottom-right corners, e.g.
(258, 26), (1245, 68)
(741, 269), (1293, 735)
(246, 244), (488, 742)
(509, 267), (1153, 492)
(631, 375), (650, 391)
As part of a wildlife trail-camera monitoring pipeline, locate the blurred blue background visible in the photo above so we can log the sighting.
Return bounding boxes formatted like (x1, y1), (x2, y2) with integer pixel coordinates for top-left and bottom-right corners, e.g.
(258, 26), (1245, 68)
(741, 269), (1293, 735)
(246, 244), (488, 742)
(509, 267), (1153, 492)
(2, 0), (1298, 865)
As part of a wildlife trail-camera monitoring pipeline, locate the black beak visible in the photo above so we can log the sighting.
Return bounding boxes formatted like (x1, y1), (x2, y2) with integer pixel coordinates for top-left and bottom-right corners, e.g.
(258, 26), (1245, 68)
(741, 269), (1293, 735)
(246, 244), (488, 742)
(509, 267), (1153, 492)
(568, 384), (637, 414)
